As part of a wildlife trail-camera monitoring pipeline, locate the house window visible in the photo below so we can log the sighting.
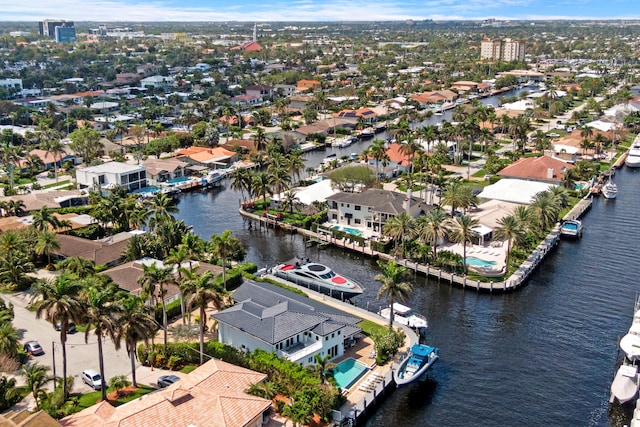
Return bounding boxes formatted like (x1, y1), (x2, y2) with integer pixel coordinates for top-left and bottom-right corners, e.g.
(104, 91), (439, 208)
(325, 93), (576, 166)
(332, 214), (337, 220)
(325, 336), (328, 341)
(331, 333), (335, 338)
(355, 205), (361, 211)
(355, 219), (361, 224)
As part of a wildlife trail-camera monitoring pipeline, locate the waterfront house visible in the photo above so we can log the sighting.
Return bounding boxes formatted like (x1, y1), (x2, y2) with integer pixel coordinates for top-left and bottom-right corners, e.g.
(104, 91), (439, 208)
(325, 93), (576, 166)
(333, 108), (378, 125)
(177, 146), (238, 169)
(103, 257), (222, 303)
(326, 189), (431, 234)
(497, 155), (574, 185)
(52, 232), (134, 268)
(477, 178), (557, 205)
(75, 162), (147, 195)
(212, 280), (362, 367)
(59, 358), (271, 427)
(143, 157), (188, 185)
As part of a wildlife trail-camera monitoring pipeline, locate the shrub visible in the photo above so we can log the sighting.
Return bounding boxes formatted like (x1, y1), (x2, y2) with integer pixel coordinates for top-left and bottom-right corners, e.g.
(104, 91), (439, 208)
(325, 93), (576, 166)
(372, 327), (405, 364)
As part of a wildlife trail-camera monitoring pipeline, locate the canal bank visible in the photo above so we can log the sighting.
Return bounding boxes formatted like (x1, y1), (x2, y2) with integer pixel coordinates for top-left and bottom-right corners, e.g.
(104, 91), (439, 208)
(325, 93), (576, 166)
(240, 193), (593, 293)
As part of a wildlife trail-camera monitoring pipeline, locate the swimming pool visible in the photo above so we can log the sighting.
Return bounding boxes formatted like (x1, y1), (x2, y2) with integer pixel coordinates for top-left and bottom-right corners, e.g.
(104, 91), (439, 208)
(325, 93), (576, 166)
(132, 186), (160, 195)
(167, 176), (190, 184)
(332, 358), (369, 389)
(466, 256), (497, 268)
(332, 225), (363, 237)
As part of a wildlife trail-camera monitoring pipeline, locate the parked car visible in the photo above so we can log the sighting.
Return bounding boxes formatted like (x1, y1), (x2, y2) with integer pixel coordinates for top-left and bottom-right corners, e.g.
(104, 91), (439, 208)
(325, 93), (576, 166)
(23, 341), (44, 356)
(157, 375), (180, 388)
(82, 369), (103, 390)
(54, 322), (76, 333)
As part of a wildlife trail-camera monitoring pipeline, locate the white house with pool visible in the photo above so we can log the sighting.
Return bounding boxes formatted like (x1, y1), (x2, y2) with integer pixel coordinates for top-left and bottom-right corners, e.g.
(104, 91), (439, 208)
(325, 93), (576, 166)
(212, 280), (363, 367)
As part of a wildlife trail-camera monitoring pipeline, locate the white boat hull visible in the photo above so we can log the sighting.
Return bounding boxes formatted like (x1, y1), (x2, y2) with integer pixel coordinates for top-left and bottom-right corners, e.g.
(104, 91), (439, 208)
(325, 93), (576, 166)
(394, 344), (439, 386)
(610, 364), (639, 404)
(272, 260), (363, 299)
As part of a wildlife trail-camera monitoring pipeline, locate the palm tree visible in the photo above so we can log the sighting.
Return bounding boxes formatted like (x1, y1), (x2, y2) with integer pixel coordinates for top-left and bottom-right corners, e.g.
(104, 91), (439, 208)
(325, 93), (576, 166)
(382, 212), (416, 258)
(42, 137), (66, 184)
(56, 256), (95, 278)
(529, 190), (561, 231)
(0, 322), (19, 358)
(374, 261), (413, 329)
(138, 262), (174, 350)
(444, 214), (480, 274)
(35, 231), (60, 267)
(441, 180), (477, 216)
(0, 251), (34, 289)
(210, 230), (234, 291)
(229, 167), (253, 201)
(0, 144), (20, 192)
(83, 283), (123, 402)
(32, 206), (66, 232)
(118, 294), (156, 387)
(493, 214), (526, 272)
(369, 139), (389, 180)
(415, 209), (448, 259)
(184, 271), (226, 365)
(309, 353), (336, 384)
(252, 172), (271, 204)
(280, 190), (299, 214)
(32, 273), (85, 400)
(19, 363), (53, 410)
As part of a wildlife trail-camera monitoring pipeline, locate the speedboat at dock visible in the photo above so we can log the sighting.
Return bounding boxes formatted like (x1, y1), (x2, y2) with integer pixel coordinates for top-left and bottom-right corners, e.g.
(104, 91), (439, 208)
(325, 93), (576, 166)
(601, 176), (618, 199)
(560, 219), (583, 238)
(379, 303), (428, 330)
(393, 343), (439, 386)
(272, 258), (364, 300)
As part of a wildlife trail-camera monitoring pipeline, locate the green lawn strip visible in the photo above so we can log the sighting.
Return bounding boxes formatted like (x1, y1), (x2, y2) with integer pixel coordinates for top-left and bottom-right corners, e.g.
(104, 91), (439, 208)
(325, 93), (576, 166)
(180, 365), (197, 374)
(42, 180), (70, 189)
(74, 385), (155, 411)
(357, 319), (386, 337)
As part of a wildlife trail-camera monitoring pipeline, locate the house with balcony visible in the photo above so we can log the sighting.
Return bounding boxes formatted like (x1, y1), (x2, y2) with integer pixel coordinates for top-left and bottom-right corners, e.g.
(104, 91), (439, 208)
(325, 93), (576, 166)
(143, 157), (188, 185)
(325, 189), (431, 235)
(75, 161), (147, 195)
(212, 280), (362, 367)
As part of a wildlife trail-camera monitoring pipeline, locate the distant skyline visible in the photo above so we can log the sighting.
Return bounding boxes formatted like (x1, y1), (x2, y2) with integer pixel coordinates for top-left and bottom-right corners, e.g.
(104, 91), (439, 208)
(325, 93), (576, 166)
(2, 0), (639, 22)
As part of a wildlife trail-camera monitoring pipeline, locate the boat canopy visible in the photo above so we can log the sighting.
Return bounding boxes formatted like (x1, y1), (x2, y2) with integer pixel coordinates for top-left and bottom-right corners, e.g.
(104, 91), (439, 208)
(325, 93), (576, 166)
(410, 344), (435, 357)
(391, 303), (413, 314)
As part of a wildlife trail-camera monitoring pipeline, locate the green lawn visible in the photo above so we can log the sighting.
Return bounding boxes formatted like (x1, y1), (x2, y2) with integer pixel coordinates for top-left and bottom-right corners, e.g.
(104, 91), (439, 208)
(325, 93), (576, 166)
(180, 365), (197, 374)
(357, 319), (387, 337)
(75, 385), (155, 411)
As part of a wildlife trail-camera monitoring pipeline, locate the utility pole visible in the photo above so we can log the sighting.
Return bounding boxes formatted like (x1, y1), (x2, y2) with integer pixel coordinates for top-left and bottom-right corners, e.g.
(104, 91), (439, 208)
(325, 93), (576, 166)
(52, 342), (57, 388)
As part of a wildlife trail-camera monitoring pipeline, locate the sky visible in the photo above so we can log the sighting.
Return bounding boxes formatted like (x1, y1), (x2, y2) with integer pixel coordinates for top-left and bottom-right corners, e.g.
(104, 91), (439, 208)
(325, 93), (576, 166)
(1, 0), (639, 22)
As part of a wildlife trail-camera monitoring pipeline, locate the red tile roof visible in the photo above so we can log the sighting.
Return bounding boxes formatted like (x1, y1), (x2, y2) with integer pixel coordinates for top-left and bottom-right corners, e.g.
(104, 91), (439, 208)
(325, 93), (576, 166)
(497, 155), (574, 183)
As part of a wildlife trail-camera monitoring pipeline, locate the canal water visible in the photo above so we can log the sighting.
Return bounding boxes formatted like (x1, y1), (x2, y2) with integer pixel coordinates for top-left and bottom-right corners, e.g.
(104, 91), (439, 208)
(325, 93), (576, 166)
(173, 87), (640, 426)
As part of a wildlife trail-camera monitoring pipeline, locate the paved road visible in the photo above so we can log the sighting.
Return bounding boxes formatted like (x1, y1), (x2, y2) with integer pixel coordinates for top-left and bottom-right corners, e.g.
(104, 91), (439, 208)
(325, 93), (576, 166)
(6, 290), (135, 394)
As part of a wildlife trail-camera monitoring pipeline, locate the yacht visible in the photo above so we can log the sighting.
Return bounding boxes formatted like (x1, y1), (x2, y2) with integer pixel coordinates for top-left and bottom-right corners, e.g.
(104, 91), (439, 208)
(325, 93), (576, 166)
(601, 176), (618, 199)
(626, 136), (640, 168)
(394, 343), (439, 386)
(379, 303), (428, 330)
(611, 296), (640, 404)
(272, 258), (364, 300)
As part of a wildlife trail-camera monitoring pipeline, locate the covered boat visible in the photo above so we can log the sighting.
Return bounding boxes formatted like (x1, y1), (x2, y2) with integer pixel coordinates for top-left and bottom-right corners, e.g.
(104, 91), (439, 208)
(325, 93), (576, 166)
(379, 303), (428, 330)
(272, 258), (364, 300)
(560, 219), (583, 238)
(394, 343), (439, 386)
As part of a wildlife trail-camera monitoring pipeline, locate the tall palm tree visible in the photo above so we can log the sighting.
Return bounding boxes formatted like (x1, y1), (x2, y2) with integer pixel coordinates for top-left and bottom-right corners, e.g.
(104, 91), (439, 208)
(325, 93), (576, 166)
(32, 206), (67, 232)
(252, 172), (271, 204)
(210, 230), (234, 291)
(415, 208), (448, 259)
(369, 139), (389, 180)
(374, 261), (413, 329)
(444, 214), (480, 274)
(83, 283), (123, 402)
(493, 214), (526, 272)
(42, 137), (66, 184)
(0, 144), (20, 192)
(32, 273), (85, 400)
(382, 212), (416, 258)
(184, 271), (226, 365)
(165, 245), (189, 324)
(229, 167), (253, 201)
(118, 294), (156, 387)
(441, 180), (476, 216)
(138, 262), (174, 350)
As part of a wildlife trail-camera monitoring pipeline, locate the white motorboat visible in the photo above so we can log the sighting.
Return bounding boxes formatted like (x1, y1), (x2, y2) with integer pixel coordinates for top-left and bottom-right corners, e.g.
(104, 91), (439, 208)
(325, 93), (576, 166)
(272, 258), (364, 299)
(379, 303), (428, 330)
(560, 219), (583, 238)
(610, 364), (639, 404)
(330, 137), (355, 148)
(393, 343), (439, 386)
(626, 136), (640, 168)
(358, 127), (375, 138)
(601, 176), (618, 199)
(204, 169), (227, 185)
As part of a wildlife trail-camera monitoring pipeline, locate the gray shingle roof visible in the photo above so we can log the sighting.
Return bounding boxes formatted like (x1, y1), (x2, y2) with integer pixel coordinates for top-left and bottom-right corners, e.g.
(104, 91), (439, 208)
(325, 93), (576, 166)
(326, 188), (430, 215)
(212, 280), (361, 345)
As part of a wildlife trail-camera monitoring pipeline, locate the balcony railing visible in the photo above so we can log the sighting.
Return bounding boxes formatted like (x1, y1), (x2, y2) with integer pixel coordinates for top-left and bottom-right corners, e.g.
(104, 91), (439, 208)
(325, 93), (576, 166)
(278, 340), (323, 363)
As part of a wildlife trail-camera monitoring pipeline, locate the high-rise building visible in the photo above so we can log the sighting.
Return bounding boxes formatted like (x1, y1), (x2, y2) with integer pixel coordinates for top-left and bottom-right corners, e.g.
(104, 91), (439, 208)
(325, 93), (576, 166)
(480, 37), (525, 61)
(39, 19), (75, 42)
(55, 25), (76, 43)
